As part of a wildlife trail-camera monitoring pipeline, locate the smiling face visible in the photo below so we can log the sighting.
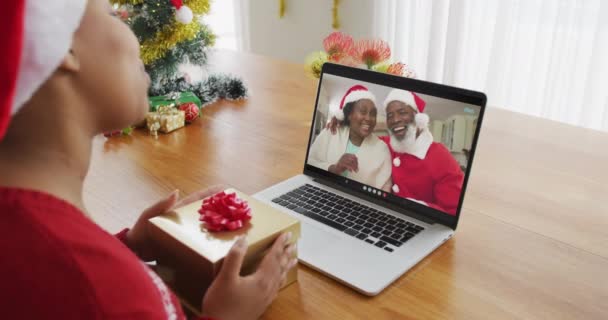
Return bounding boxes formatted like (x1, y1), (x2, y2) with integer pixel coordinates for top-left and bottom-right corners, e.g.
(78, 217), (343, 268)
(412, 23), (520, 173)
(347, 99), (377, 140)
(386, 101), (417, 141)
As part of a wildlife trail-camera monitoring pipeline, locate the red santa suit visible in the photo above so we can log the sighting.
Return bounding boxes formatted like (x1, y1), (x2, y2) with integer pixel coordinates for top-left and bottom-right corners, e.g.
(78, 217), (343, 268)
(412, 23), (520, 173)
(379, 132), (464, 215)
(381, 89), (464, 216)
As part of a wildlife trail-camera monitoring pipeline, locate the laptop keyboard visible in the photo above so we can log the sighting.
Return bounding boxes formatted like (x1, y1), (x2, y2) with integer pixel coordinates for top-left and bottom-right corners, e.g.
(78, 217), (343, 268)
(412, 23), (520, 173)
(272, 184), (425, 253)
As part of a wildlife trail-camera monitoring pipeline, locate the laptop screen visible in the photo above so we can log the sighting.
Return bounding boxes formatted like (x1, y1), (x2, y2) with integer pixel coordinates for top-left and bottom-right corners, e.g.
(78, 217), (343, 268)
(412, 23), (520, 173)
(304, 63), (486, 228)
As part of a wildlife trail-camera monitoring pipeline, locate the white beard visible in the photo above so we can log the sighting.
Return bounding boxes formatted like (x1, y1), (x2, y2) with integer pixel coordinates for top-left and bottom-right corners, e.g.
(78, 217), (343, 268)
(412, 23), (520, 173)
(389, 123), (418, 154)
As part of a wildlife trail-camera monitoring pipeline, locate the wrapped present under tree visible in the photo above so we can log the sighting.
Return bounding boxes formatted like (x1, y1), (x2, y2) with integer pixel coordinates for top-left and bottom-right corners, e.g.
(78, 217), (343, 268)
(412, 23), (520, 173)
(146, 105), (186, 136)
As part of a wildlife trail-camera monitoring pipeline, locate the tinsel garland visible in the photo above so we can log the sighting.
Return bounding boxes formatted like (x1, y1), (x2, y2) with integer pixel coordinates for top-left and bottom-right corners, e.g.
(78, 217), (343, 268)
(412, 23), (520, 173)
(151, 74), (248, 106)
(112, 0), (145, 5)
(183, 0), (211, 15)
(110, 0), (248, 103)
(112, 0), (209, 14)
(141, 20), (200, 65)
(113, 0), (211, 65)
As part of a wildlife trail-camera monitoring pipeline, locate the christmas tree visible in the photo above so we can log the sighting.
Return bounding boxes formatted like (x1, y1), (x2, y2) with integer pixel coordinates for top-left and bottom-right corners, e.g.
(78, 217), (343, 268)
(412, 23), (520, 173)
(110, 0), (247, 105)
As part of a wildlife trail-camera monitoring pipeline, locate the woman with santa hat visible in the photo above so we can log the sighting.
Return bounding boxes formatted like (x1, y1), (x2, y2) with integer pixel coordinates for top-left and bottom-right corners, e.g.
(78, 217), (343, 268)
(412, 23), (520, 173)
(308, 85), (392, 191)
(0, 0), (295, 319)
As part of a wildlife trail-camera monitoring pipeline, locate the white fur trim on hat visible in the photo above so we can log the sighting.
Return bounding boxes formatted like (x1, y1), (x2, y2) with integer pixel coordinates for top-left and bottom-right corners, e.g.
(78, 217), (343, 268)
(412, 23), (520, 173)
(342, 90), (376, 108)
(332, 109), (345, 121)
(383, 89), (419, 112)
(13, 0), (87, 114)
(333, 90), (376, 121)
(415, 113), (429, 129)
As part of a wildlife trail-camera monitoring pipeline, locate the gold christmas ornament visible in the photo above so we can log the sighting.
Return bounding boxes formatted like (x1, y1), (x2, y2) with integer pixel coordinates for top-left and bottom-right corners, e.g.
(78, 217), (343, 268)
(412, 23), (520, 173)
(278, 0), (340, 30)
(332, 0), (340, 29)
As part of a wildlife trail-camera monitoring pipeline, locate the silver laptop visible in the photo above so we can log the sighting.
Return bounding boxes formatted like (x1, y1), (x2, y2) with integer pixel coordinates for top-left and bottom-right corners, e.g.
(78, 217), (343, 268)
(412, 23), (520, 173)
(254, 63), (486, 295)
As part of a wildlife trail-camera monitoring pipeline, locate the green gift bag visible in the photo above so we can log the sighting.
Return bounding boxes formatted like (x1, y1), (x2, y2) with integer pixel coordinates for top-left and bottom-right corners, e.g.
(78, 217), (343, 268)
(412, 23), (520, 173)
(149, 92), (202, 112)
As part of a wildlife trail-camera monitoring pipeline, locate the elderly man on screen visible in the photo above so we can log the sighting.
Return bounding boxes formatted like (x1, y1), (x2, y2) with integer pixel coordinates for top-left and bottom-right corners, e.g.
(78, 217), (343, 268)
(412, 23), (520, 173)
(328, 89), (464, 215)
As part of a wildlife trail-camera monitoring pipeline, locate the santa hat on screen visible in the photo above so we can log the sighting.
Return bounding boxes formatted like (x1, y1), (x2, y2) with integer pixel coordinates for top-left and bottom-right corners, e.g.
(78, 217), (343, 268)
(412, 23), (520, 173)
(332, 84), (376, 121)
(383, 89), (429, 129)
(0, 0), (87, 140)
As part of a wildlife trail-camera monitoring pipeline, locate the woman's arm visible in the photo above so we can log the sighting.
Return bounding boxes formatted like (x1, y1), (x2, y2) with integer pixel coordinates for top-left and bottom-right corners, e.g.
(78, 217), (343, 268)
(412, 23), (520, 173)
(307, 129), (334, 171)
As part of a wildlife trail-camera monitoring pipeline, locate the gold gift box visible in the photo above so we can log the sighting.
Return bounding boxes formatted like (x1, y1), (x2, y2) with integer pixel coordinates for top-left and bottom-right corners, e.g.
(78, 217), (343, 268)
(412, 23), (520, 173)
(148, 188), (300, 316)
(146, 106), (185, 134)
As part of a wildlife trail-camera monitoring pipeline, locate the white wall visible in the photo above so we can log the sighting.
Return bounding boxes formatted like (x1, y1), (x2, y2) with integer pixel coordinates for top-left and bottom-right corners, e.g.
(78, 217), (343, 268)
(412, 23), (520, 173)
(246, 0), (375, 63)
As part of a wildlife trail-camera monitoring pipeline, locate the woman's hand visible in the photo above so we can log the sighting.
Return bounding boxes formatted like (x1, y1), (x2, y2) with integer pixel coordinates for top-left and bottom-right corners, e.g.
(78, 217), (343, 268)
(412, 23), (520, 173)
(126, 186), (225, 261)
(202, 233), (298, 320)
(329, 153), (359, 175)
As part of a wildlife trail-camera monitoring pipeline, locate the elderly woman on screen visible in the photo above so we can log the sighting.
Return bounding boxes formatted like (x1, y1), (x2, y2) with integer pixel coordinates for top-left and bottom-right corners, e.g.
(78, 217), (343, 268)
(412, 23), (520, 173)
(308, 85), (392, 191)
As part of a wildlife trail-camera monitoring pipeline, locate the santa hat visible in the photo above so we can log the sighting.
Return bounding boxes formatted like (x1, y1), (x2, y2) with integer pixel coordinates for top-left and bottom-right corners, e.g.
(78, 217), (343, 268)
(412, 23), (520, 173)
(0, 0), (87, 140)
(383, 89), (429, 129)
(170, 0), (194, 24)
(333, 84), (376, 121)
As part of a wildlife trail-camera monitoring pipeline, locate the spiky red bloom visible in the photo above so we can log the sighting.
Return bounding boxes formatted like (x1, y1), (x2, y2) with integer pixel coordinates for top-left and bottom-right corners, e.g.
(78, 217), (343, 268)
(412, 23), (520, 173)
(387, 62), (405, 76)
(351, 39), (391, 68)
(323, 32), (354, 62)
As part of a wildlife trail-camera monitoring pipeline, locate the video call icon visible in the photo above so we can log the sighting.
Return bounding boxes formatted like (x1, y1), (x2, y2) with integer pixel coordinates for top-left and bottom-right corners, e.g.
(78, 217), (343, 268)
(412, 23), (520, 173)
(363, 185), (386, 197)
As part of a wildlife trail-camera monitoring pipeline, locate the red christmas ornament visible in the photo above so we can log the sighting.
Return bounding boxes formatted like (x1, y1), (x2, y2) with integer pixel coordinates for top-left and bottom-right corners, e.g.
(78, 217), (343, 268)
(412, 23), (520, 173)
(198, 192), (252, 232)
(179, 102), (199, 123)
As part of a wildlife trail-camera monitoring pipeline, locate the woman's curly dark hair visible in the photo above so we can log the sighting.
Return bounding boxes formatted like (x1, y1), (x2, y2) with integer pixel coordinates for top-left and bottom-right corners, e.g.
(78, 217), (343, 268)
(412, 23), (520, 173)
(340, 101), (357, 126)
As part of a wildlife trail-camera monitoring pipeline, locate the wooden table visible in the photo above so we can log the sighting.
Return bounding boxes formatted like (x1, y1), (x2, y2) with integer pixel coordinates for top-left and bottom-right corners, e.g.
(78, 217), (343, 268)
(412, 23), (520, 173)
(85, 50), (608, 319)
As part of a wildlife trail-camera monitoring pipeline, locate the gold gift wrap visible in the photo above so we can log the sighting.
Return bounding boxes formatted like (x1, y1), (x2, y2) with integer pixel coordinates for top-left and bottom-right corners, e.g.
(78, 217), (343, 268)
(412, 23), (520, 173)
(145, 105), (185, 134)
(148, 188), (300, 315)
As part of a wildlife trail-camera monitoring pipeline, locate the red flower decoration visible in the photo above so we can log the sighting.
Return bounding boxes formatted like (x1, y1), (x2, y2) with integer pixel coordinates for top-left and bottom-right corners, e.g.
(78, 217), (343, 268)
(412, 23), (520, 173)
(323, 32), (354, 62)
(335, 55), (361, 68)
(350, 39), (391, 69)
(198, 192), (252, 232)
(179, 102), (200, 123)
(387, 62), (405, 76)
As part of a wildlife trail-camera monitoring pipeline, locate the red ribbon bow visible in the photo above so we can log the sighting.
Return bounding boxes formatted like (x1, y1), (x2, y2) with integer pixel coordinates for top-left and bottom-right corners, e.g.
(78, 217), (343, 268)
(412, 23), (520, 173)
(198, 192), (252, 232)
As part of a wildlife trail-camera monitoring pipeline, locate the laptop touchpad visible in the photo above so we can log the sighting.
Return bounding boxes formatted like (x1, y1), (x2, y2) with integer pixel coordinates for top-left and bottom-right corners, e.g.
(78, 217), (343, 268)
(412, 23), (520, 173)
(298, 220), (341, 257)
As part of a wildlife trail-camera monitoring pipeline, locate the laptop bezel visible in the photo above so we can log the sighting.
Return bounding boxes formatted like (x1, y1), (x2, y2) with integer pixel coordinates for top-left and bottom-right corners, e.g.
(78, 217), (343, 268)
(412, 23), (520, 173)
(302, 63), (487, 230)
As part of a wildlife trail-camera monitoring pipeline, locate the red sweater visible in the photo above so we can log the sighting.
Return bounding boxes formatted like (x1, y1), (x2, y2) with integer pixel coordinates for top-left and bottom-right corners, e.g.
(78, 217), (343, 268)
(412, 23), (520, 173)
(379, 136), (464, 215)
(0, 187), (189, 319)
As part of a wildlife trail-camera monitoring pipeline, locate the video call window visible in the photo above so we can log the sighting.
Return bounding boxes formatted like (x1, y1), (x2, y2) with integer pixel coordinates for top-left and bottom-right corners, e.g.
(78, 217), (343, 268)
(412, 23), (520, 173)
(307, 74), (481, 216)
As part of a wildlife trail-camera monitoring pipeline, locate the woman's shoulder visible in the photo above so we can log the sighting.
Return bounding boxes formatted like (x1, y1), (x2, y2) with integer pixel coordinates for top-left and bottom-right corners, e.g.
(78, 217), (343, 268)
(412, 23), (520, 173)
(0, 187), (186, 319)
(337, 126), (351, 136)
(316, 126), (349, 142)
